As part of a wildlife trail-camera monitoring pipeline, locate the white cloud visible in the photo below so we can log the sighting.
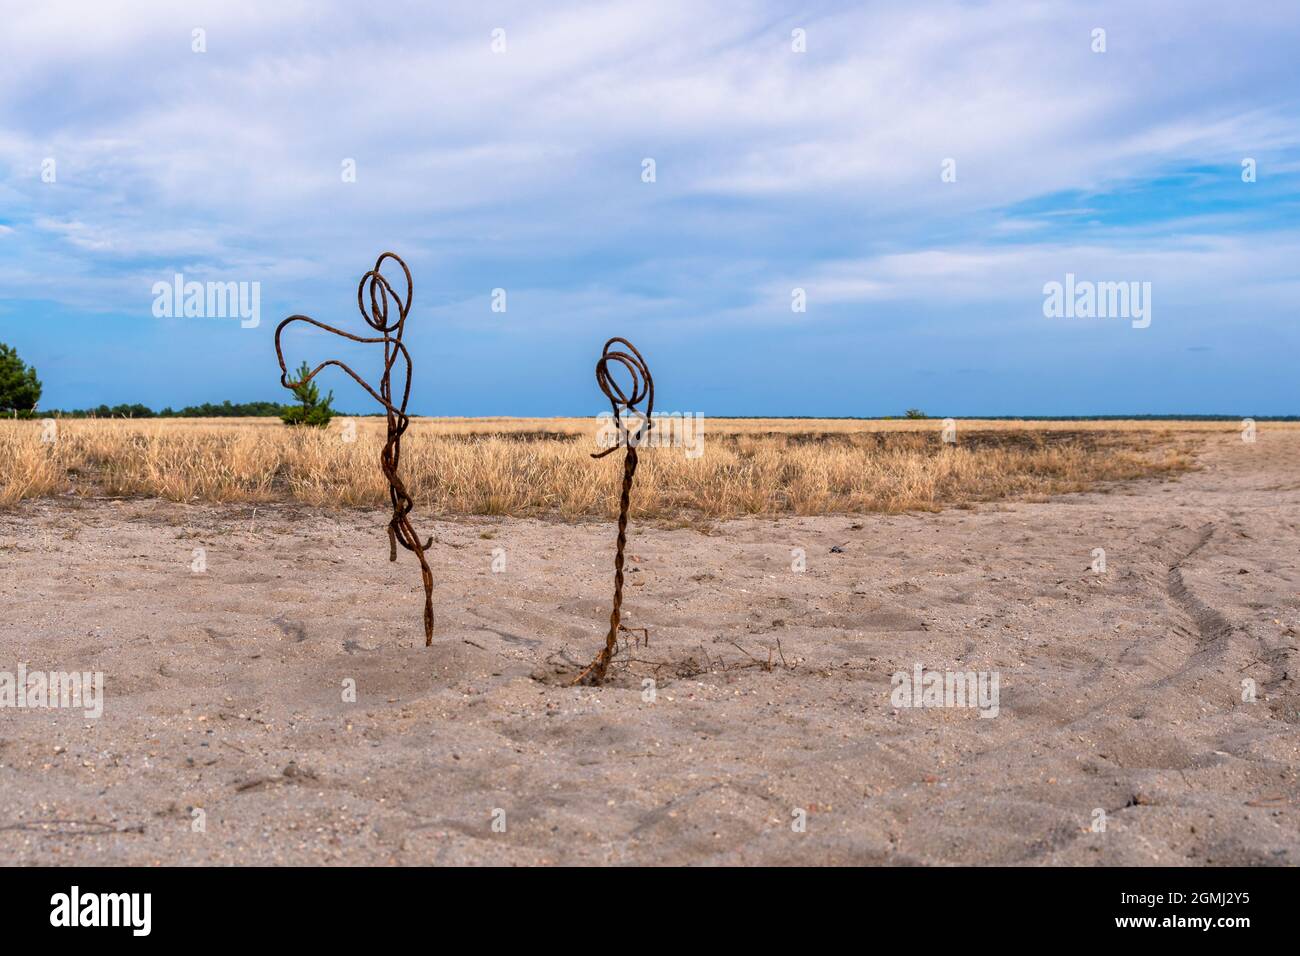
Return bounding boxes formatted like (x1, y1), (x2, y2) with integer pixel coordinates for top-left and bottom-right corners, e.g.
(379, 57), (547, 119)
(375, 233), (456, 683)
(0, 0), (1298, 327)
(773, 233), (1300, 311)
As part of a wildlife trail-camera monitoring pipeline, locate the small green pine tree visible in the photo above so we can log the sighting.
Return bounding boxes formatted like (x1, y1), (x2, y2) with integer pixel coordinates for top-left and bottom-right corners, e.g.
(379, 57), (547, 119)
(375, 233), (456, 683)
(281, 361), (335, 427)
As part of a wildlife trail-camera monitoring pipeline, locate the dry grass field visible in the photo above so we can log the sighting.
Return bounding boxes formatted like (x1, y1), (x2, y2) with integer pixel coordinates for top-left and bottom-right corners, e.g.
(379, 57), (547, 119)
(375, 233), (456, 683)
(0, 416), (1223, 517)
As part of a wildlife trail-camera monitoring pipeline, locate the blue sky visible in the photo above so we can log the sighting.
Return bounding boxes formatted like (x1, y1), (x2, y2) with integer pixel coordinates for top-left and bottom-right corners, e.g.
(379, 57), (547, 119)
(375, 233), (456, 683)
(0, 0), (1297, 416)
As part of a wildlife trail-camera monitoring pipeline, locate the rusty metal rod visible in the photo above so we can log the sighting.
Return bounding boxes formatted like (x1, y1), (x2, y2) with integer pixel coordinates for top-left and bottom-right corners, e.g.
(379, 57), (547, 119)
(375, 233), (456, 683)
(273, 252), (435, 646)
(575, 337), (654, 685)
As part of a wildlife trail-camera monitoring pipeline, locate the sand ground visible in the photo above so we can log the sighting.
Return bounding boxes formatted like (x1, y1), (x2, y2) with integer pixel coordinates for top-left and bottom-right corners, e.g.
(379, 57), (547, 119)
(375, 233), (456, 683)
(1, 432), (1297, 865)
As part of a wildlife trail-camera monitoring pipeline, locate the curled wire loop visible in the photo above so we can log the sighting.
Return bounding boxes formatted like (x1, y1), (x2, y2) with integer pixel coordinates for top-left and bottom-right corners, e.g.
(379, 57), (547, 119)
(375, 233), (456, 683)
(576, 337), (654, 684)
(273, 252), (435, 646)
(591, 336), (655, 459)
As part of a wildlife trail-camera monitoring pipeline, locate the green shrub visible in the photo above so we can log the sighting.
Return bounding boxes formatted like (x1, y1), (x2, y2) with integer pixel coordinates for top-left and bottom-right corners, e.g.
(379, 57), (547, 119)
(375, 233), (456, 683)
(0, 342), (41, 413)
(280, 361), (335, 427)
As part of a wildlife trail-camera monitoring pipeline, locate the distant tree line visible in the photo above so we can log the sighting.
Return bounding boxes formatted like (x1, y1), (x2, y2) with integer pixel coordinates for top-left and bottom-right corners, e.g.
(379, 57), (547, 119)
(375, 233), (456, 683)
(36, 400), (290, 419)
(38, 363), (338, 426)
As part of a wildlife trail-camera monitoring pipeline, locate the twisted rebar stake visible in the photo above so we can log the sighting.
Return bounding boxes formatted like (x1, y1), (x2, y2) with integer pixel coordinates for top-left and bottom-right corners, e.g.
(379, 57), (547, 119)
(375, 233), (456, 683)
(273, 252), (435, 646)
(574, 337), (654, 685)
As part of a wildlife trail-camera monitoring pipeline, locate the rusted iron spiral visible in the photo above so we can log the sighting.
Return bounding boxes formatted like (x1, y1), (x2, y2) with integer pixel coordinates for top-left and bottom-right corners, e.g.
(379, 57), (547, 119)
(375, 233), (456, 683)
(273, 252), (435, 646)
(575, 337), (654, 685)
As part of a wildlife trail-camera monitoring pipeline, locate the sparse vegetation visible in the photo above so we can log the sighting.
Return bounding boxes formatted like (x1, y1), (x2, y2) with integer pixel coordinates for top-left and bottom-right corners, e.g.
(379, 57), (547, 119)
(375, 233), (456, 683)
(0, 416), (1225, 513)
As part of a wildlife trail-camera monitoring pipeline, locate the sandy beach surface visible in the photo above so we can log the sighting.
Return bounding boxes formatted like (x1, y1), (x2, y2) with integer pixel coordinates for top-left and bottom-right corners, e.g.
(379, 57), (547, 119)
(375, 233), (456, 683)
(1, 431), (1296, 865)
